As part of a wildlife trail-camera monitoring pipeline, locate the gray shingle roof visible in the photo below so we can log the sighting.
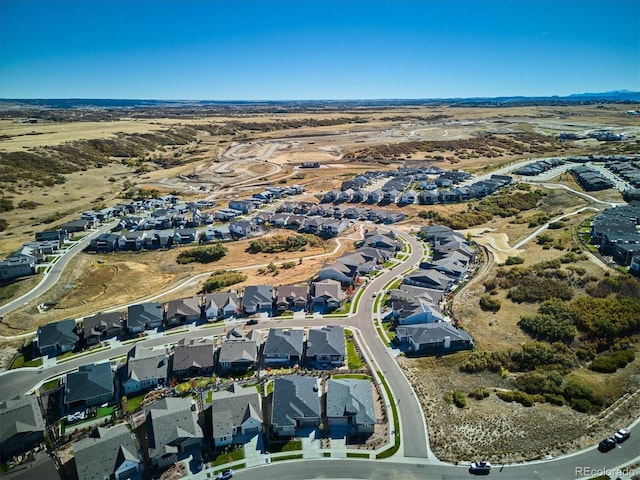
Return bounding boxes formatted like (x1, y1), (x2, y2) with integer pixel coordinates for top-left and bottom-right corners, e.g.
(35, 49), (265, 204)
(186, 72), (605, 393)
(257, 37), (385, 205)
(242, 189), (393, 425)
(271, 376), (321, 428)
(172, 338), (214, 372)
(263, 329), (304, 357)
(127, 302), (163, 330)
(83, 312), (121, 337)
(37, 319), (78, 349)
(306, 326), (345, 358)
(326, 379), (376, 426)
(73, 424), (140, 480)
(210, 384), (262, 439)
(0, 395), (45, 445)
(242, 285), (274, 309)
(397, 323), (473, 347)
(145, 397), (203, 462)
(166, 297), (201, 319)
(218, 337), (257, 365)
(65, 362), (114, 404)
(126, 345), (168, 382)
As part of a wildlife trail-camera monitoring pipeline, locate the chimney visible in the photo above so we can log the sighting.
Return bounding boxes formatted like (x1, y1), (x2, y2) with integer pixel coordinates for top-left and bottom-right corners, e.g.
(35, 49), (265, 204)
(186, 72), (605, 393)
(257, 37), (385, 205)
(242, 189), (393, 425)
(444, 336), (451, 349)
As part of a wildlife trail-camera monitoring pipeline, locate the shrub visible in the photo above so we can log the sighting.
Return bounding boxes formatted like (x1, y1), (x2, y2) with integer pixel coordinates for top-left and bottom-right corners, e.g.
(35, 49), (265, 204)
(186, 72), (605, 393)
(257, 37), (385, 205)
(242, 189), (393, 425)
(177, 243), (227, 264)
(479, 294), (501, 312)
(505, 256), (524, 265)
(589, 350), (635, 373)
(449, 390), (467, 408)
(468, 387), (491, 400)
(570, 399), (593, 413)
(199, 270), (247, 293)
(544, 393), (565, 406)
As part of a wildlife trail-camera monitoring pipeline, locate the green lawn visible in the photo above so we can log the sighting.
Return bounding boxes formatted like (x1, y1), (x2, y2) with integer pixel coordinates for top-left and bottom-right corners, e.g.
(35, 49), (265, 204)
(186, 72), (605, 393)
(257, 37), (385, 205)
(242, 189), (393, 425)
(272, 454), (303, 462)
(281, 439), (302, 452)
(332, 374), (371, 380)
(346, 338), (363, 370)
(212, 447), (244, 466)
(376, 372), (400, 459)
(10, 355), (43, 369)
(346, 452), (370, 458)
(97, 406), (115, 418)
(42, 379), (60, 391)
(125, 393), (146, 413)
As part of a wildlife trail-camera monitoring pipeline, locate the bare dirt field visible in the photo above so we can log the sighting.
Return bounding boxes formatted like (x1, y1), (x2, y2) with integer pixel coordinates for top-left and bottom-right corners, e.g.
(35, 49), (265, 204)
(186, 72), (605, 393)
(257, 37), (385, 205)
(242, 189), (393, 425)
(0, 228), (355, 336)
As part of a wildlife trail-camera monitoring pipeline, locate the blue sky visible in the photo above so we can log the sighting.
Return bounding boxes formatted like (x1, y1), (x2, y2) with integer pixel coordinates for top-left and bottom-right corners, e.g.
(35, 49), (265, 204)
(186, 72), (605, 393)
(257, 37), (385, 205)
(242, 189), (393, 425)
(1, 0), (638, 100)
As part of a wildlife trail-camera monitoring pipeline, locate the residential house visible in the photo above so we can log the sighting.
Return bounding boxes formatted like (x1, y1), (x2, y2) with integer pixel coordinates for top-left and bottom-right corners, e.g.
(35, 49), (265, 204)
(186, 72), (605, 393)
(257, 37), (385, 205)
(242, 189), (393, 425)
(61, 219), (90, 233)
(83, 312), (123, 346)
(316, 261), (356, 286)
(172, 338), (214, 378)
(208, 384), (262, 448)
(420, 258), (467, 279)
(165, 297), (202, 327)
(321, 190), (340, 203)
(36, 229), (69, 243)
(362, 229), (401, 251)
(89, 233), (121, 253)
(321, 219), (350, 237)
(311, 279), (344, 313)
(0, 256), (37, 283)
(122, 345), (168, 396)
(0, 395), (45, 460)
(144, 397), (204, 469)
(229, 220), (260, 237)
(275, 285), (309, 313)
(73, 425), (142, 480)
(395, 323), (474, 355)
(173, 228), (200, 245)
(203, 292), (239, 320)
(214, 209), (242, 222)
(399, 189), (417, 205)
(242, 285), (274, 316)
(305, 326), (346, 367)
(126, 302), (164, 334)
(389, 285), (444, 307)
(202, 226), (231, 241)
(37, 319), (79, 357)
(388, 298), (445, 326)
(65, 362), (114, 409)
(262, 328), (304, 366)
(119, 232), (146, 251)
(270, 376), (321, 436)
(403, 269), (454, 291)
(365, 190), (383, 204)
(217, 330), (259, 373)
(326, 379), (376, 434)
(228, 200), (255, 215)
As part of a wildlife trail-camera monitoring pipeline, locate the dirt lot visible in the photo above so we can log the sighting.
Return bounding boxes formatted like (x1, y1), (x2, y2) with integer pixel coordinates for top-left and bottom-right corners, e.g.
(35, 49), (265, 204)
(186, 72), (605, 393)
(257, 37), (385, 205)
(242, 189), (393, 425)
(0, 229), (355, 336)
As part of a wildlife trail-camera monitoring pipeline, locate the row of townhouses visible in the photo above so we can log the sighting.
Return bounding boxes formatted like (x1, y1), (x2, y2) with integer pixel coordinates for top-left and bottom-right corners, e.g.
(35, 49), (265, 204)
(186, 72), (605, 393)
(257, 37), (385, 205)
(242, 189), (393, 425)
(388, 225), (477, 355)
(589, 201), (640, 275)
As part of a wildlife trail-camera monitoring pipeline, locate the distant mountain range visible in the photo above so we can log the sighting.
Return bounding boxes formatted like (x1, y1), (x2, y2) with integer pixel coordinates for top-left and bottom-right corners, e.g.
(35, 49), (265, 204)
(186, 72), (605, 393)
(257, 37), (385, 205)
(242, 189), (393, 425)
(0, 91), (638, 109)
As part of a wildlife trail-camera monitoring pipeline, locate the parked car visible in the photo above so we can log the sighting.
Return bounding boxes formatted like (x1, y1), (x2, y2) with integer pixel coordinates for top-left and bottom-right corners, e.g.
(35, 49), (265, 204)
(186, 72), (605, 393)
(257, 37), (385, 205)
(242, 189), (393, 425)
(614, 428), (630, 443)
(598, 437), (616, 452)
(246, 319), (259, 326)
(469, 461), (491, 475)
(217, 469), (234, 480)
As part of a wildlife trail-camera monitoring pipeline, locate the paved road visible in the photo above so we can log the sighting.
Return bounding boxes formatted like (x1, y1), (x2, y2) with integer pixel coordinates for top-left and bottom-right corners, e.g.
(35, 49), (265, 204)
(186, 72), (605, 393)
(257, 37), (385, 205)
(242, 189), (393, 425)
(231, 436), (640, 480)
(348, 230), (430, 458)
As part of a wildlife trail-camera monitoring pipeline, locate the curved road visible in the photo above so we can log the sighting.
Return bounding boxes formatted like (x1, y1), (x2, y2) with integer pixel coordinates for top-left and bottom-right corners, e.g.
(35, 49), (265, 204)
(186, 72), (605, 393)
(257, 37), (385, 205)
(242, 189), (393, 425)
(0, 222), (116, 318)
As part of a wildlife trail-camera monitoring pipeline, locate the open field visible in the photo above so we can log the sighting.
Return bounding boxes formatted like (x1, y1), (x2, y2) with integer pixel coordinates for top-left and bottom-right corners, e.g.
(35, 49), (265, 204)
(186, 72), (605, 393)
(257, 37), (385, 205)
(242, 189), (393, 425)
(0, 229), (353, 335)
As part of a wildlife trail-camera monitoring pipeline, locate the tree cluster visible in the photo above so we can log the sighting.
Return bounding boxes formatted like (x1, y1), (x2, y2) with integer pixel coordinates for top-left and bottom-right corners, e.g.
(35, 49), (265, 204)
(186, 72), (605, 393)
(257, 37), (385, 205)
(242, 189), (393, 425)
(177, 243), (227, 264)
